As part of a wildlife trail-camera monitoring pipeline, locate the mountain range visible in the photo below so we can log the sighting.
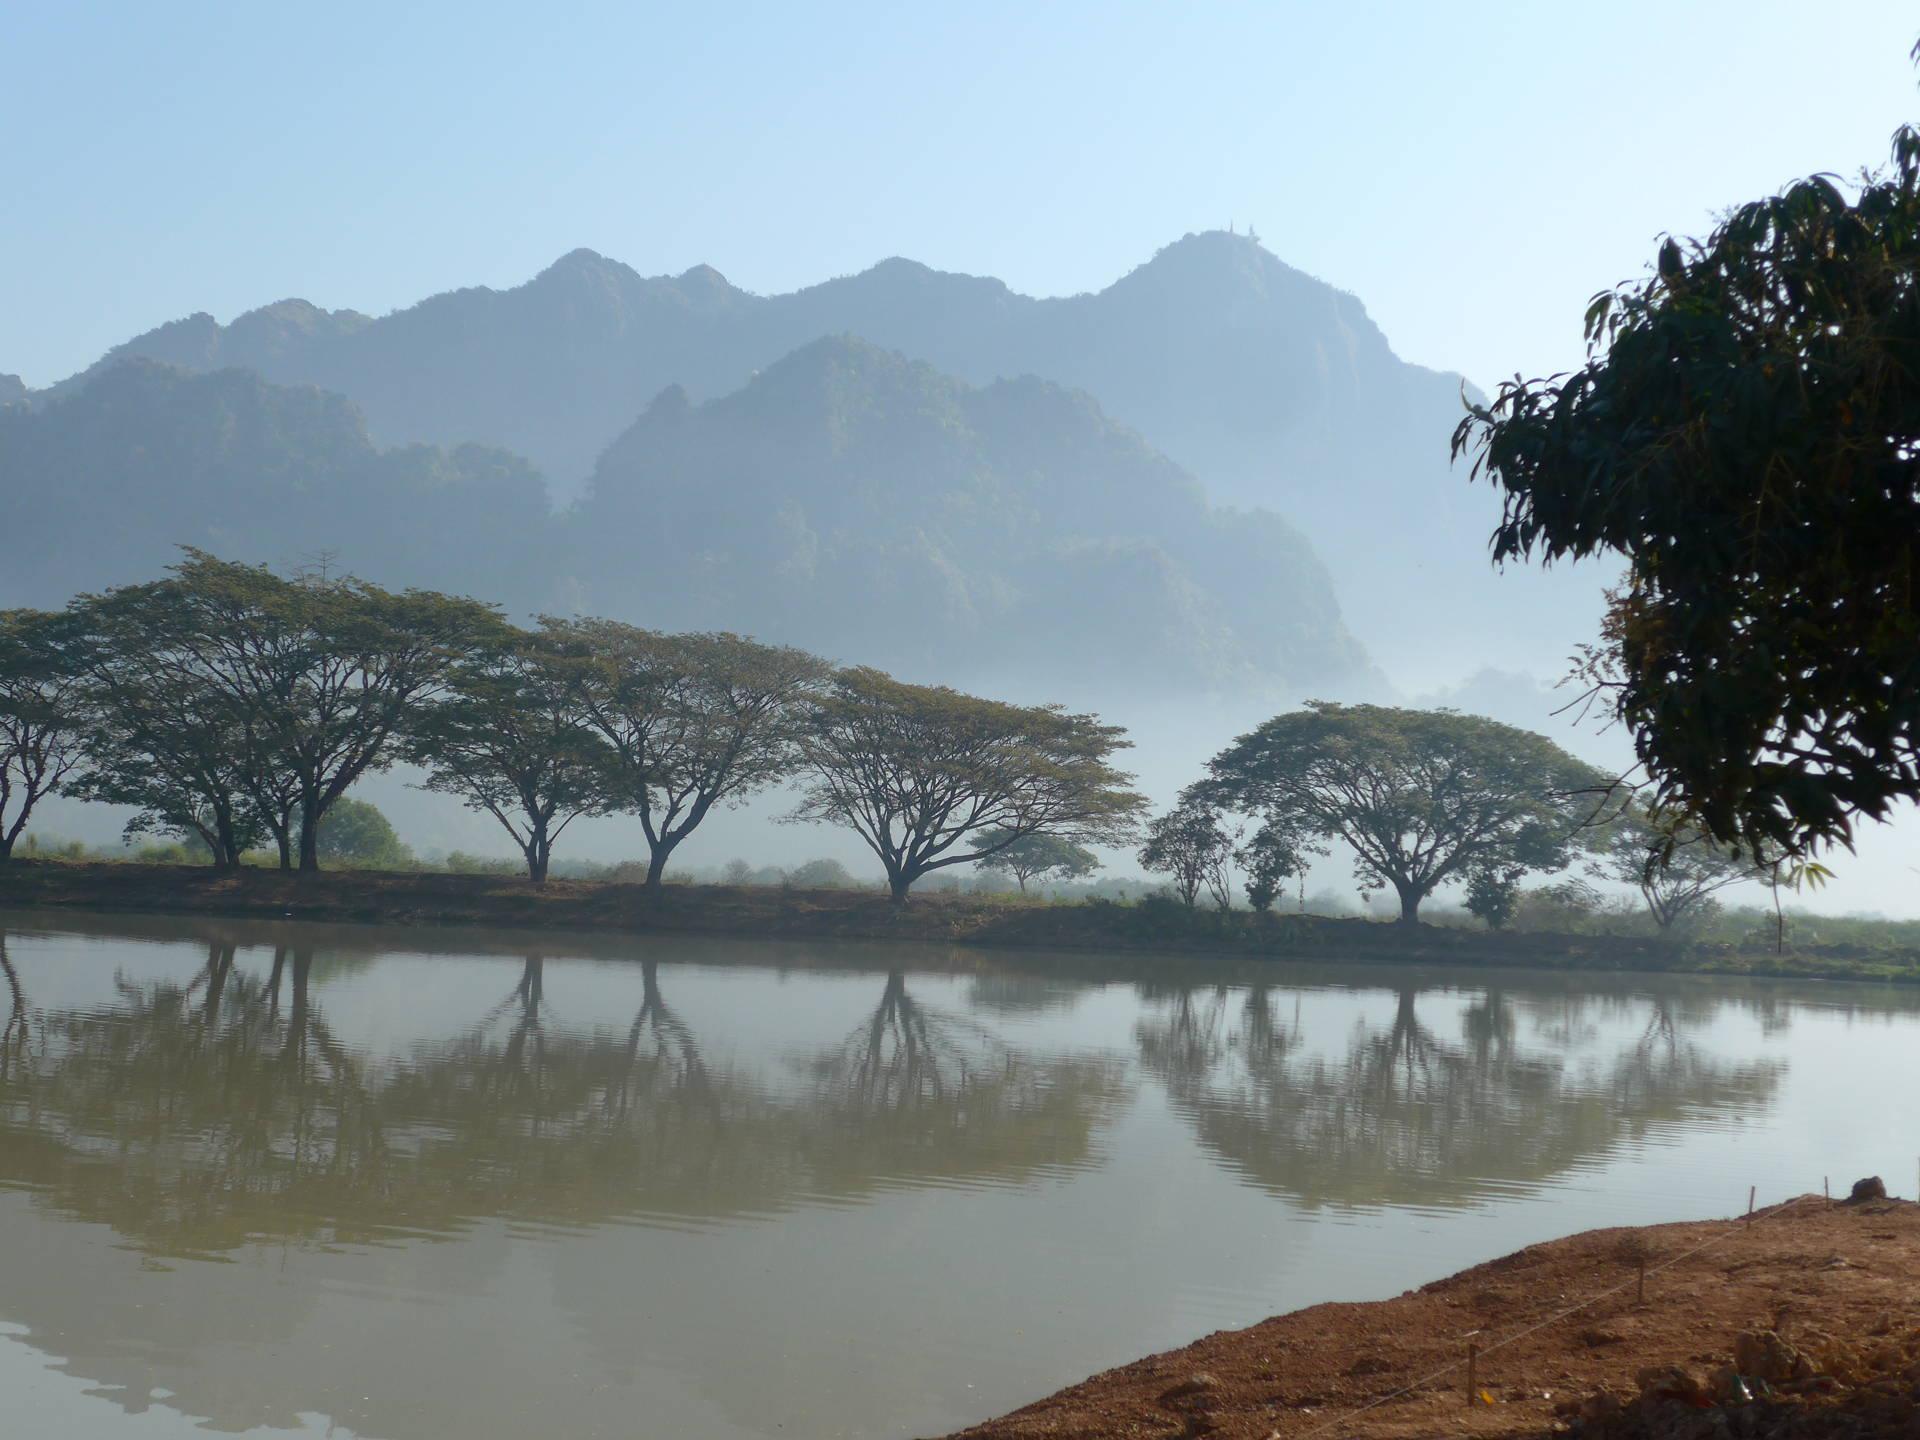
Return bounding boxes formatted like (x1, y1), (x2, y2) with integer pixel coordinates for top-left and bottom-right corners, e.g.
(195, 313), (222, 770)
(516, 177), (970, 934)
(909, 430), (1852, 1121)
(12, 231), (1601, 686)
(1, 339), (1370, 700)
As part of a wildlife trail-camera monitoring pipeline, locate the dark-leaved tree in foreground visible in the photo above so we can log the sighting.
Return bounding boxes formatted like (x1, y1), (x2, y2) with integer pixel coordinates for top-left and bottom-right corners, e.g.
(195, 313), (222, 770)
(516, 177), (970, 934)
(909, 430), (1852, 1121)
(789, 667), (1143, 902)
(1202, 703), (1602, 924)
(1452, 100), (1920, 865)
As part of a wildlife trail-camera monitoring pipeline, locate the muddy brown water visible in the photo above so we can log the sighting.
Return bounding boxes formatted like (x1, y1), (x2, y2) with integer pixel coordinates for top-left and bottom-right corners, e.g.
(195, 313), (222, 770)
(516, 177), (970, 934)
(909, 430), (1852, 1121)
(1, 909), (1914, 1439)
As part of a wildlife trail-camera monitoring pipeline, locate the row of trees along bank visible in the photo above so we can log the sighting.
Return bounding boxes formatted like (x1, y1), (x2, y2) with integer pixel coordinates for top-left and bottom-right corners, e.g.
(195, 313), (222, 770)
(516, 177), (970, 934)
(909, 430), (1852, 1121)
(0, 550), (1143, 897)
(1134, 703), (1779, 928)
(0, 554), (1779, 923)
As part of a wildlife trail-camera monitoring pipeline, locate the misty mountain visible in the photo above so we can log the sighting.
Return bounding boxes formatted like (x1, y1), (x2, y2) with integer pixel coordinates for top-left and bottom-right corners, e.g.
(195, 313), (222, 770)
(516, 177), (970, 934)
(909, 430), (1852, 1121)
(0, 361), (552, 608)
(39, 232), (1599, 680)
(0, 374), (25, 407)
(0, 344), (1373, 700)
(568, 335), (1371, 696)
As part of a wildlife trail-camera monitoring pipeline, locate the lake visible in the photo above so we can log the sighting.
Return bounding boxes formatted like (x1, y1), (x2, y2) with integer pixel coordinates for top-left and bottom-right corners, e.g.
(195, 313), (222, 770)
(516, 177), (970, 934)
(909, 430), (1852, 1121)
(1, 909), (1914, 1439)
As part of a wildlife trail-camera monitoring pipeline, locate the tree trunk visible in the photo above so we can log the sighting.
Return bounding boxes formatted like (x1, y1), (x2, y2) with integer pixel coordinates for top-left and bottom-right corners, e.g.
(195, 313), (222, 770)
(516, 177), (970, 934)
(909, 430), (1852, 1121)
(215, 812), (240, 871)
(527, 847), (550, 884)
(1395, 883), (1422, 925)
(644, 840), (676, 890)
(888, 871), (912, 904)
(297, 805), (321, 873)
(0, 834), (12, 861)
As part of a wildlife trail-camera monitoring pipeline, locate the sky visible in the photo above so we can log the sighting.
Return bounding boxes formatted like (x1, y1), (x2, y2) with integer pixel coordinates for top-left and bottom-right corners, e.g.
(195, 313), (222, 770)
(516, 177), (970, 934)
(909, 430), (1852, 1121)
(6, 1), (1920, 914)
(4, 2), (1918, 391)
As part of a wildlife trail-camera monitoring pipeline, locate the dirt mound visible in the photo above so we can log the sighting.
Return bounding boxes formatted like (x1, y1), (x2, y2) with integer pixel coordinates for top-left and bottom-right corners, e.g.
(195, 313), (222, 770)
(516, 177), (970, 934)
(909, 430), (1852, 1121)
(935, 1196), (1920, 1440)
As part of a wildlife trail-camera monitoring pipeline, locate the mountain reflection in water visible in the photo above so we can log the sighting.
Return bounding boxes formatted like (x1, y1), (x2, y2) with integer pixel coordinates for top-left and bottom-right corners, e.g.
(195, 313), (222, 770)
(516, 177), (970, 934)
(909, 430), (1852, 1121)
(0, 912), (1911, 1440)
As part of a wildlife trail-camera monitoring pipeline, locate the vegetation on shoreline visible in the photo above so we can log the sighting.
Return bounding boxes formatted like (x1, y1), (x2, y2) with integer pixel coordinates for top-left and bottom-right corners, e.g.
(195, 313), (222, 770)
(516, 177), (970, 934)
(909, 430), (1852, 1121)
(4, 859), (1916, 985)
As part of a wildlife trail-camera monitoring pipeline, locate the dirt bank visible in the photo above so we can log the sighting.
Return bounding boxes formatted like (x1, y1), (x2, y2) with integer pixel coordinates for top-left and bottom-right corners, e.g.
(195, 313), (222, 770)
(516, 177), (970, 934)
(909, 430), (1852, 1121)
(1, 860), (1916, 984)
(938, 1192), (1920, 1440)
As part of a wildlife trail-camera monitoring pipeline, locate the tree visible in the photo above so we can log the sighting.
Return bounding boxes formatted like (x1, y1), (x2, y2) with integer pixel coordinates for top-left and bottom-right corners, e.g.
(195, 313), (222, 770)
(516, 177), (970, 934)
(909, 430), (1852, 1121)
(1465, 866), (1522, 931)
(65, 590), (266, 868)
(1202, 703), (1603, 924)
(971, 827), (1100, 894)
(786, 857), (857, 890)
(1138, 801), (1235, 909)
(1451, 111), (1920, 864)
(558, 622), (831, 888)
(314, 798), (414, 870)
(1239, 819), (1312, 913)
(407, 626), (612, 882)
(0, 609), (87, 862)
(788, 667), (1144, 903)
(1596, 805), (1760, 933)
(92, 551), (498, 872)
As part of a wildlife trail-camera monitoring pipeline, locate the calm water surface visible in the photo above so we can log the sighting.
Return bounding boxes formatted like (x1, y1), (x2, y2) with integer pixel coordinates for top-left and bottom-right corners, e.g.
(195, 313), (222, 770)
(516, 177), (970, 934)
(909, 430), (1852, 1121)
(1, 909), (1916, 1439)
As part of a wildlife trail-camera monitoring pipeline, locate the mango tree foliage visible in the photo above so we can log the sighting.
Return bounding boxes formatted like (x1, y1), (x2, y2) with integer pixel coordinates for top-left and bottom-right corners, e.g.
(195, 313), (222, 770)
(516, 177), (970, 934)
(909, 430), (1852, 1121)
(558, 620), (832, 887)
(407, 627), (612, 882)
(1452, 122), (1920, 862)
(1202, 703), (1602, 924)
(0, 609), (88, 861)
(789, 667), (1144, 902)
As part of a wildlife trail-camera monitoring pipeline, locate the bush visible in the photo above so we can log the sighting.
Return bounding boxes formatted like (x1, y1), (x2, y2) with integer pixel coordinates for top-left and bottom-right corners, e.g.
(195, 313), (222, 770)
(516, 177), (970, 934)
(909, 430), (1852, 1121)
(787, 857), (858, 890)
(317, 799), (415, 869)
(442, 850), (518, 876)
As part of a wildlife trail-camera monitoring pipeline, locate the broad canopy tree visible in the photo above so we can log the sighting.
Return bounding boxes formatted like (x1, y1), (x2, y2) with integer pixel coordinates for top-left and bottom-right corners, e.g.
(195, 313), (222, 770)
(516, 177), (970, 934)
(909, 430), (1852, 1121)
(1202, 703), (1602, 924)
(1595, 804), (1761, 933)
(1452, 113), (1920, 865)
(407, 625), (612, 882)
(71, 550), (496, 872)
(70, 575), (284, 867)
(0, 609), (88, 861)
(970, 827), (1100, 894)
(559, 621), (831, 888)
(789, 667), (1143, 902)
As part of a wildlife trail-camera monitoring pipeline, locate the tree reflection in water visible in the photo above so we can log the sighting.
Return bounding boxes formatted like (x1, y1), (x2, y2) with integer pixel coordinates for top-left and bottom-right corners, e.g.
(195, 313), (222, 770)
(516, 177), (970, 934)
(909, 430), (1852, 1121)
(0, 938), (1122, 1257)
(1136, 980), (1786, 1209)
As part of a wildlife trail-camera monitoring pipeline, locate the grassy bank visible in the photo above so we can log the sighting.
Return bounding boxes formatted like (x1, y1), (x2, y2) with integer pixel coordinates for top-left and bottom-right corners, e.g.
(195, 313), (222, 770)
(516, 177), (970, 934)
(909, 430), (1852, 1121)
(3, 859), (1917, 984)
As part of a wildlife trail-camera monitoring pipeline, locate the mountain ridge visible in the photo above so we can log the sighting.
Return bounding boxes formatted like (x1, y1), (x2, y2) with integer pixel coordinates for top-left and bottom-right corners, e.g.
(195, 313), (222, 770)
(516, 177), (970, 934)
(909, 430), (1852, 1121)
(29, 231), (1599, 682)
(3, 338), (1376, 703)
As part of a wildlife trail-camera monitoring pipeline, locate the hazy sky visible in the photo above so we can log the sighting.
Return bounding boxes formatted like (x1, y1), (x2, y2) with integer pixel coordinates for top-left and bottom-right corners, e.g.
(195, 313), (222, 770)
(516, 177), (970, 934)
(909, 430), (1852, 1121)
(4, 2), (1916, 390)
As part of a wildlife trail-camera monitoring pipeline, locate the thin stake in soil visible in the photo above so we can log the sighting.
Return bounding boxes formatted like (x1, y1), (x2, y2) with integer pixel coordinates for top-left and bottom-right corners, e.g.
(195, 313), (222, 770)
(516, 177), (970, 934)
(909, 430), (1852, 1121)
(1747, 1185), (1756, 1219)
(1465, 1342), (1477, 1407)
